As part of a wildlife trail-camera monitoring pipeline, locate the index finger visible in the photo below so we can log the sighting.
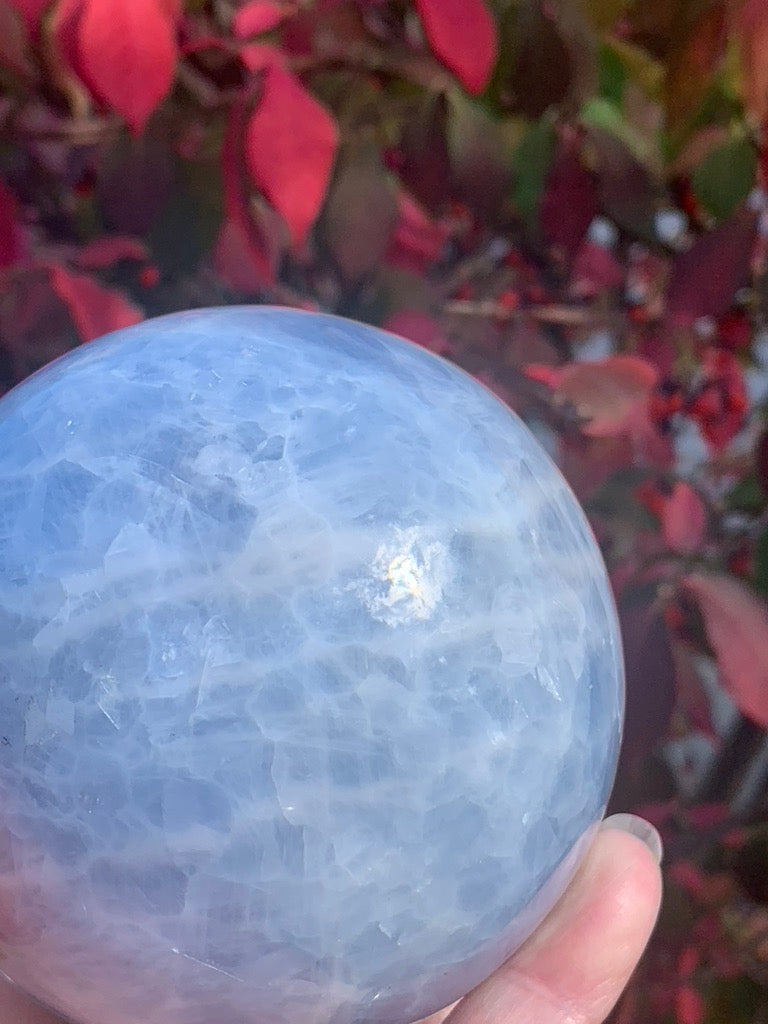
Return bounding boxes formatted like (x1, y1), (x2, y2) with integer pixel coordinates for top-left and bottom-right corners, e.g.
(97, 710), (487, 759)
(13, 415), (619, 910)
(438, 823), (663, 1024)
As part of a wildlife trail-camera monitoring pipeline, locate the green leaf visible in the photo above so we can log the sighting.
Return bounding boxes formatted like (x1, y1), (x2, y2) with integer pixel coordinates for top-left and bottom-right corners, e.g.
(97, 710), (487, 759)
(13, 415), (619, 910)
(511, 117), (556, 229)
(692, 136), (758, 222)
(581, 96), (660, 169)
(602, 37), (664, 100)
(321, 143), (398, 283)
(598, 43), (626, 105)
(727, 474), (765, 515)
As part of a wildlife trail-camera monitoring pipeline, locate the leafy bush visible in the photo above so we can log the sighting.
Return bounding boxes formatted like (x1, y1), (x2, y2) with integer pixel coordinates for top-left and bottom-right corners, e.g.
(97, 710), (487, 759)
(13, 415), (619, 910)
(3, 0), (768, 1020)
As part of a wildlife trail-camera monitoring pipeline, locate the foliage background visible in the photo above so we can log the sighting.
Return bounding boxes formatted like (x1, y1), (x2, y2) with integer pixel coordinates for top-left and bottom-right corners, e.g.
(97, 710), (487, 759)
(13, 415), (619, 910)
(3, 0), (768, 1020)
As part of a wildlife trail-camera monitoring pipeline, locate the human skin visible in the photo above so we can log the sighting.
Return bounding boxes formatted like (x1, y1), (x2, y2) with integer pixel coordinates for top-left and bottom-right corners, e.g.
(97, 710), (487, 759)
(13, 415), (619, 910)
(0, 816), (662, 1024)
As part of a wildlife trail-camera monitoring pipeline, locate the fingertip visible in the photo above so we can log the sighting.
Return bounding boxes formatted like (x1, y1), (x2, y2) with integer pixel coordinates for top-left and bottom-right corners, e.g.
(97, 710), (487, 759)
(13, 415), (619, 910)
(601, 813), (663, 866)
(444, 823), (663, 1024)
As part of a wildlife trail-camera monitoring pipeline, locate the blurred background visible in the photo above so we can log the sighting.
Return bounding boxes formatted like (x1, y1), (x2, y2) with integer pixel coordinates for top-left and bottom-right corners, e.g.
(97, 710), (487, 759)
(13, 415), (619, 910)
(2, 0), (768, 1020)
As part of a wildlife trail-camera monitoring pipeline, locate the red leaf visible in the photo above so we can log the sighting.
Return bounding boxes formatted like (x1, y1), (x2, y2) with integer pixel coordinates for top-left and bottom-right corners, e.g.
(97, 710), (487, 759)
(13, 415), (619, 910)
(48, 264), (142, 342)
(221, 98), (286, 287)
(0, 179), (27, 267)
(539, 145), (599, 260)
(386, 190), (451, 274)
(239, 42), (285, 71)
(244, 63), (338, 248)
(740, 0), (768, 125)
(525, 363), (562, 388)
(383, 312), (452, 357)
(213, 217), (273, 294)
(77, 0), (178, 134)
(674, 985), (706, 1024)
(569, 240), (624, 298)
(233, 0), (287, 38)
(552, 355), (658, 437)
(415, 0), (497, 96)
(7, 0), (49, 35)
(662, 482), (707, 554)
(684, 573), (768, 728)
(214, 201), (287, 292)
(666, 207), (758, 326)
(75, 236), (150, 269)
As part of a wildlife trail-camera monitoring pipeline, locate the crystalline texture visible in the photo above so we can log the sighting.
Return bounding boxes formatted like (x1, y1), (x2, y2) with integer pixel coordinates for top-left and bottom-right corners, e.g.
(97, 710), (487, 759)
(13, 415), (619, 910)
(0, 307), (624, 1024)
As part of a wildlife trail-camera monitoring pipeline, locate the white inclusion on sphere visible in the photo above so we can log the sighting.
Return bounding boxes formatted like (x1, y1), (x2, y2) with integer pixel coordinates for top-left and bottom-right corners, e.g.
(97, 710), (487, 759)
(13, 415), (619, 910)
(353, 526), (449, 626)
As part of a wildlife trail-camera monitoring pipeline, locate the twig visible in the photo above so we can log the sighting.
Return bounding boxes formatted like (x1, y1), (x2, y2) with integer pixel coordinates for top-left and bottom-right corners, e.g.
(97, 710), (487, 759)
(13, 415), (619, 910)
(444, 298), (594, 328)
(8, 113), (118, 145)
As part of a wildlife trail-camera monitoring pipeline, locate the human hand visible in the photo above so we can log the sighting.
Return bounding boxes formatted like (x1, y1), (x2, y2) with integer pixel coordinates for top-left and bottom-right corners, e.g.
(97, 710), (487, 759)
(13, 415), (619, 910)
(0, 814), (662, 1024)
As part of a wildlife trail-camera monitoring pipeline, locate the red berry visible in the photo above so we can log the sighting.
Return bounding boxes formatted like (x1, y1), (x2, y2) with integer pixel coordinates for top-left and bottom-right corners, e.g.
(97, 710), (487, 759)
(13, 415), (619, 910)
(139, 264), (160, 289)
(628, 305), (650, 324)
(497, 289), (520, 313)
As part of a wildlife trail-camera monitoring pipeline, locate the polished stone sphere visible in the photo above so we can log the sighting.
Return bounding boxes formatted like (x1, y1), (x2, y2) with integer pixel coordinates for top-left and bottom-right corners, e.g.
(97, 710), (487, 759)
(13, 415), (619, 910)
(0, 307), (623, 1024)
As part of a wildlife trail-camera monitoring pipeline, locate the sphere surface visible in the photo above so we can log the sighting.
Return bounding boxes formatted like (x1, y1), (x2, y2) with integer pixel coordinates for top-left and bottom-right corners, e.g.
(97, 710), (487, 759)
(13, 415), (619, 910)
(0, 307), (623, 1024)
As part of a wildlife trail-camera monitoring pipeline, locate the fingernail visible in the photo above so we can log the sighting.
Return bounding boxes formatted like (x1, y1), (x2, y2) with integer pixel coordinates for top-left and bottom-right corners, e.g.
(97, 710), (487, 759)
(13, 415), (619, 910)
(601, 813), (663, 865)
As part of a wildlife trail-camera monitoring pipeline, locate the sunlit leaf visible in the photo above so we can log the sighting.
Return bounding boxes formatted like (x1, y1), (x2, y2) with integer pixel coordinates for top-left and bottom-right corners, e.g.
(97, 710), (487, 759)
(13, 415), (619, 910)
(233, 1), (288, 39)
(245, 63), (338, 248)
(77, 0), (178, 134)
(48, 264), (143, 341)
(415, 0), (497, 96)
(544, 355), (658, 437)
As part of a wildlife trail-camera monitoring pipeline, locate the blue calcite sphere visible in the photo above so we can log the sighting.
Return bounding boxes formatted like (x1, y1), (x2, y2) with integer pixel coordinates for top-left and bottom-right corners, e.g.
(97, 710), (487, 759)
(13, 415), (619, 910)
(0, 307), (623, 1024)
